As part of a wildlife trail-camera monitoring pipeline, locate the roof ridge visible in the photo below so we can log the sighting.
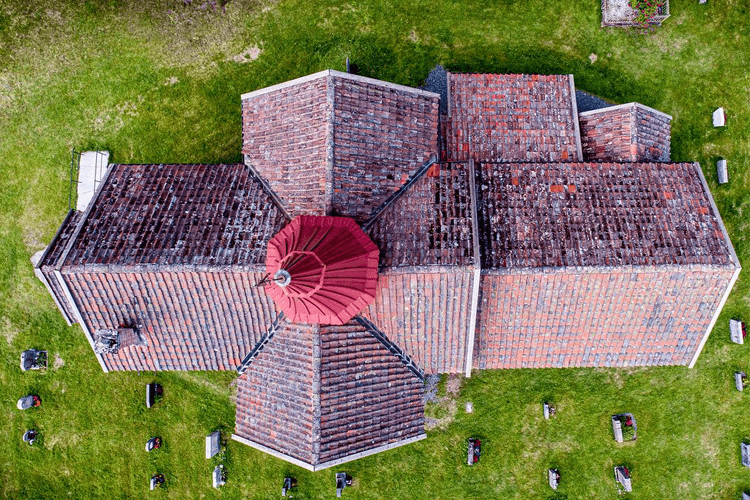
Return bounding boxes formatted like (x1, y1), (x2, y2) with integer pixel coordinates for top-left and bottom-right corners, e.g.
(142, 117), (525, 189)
(353, 315), (425, 380)
(361, 155), (437, 232)
(236, 312), (288, 374)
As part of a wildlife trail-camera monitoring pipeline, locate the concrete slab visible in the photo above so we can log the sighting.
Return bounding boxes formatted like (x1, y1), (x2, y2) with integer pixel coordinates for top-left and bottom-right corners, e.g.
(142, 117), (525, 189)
(77, 151), (110, 212)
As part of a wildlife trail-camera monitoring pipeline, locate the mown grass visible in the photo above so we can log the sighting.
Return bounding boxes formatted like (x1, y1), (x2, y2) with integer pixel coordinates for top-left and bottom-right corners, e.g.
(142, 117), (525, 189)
(1, 0), (749, 498)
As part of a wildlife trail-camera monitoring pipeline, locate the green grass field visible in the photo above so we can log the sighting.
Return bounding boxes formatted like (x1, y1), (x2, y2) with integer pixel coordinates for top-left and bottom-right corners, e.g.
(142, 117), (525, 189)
(1, 0), (749, 498)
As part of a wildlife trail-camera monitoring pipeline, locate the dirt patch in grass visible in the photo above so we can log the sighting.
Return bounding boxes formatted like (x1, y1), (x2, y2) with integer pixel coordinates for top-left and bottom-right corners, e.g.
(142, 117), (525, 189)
(53, 353), (65, 370)
(229, 45), (262, 63)
(425, 374), (463, 431)
(1, 316), (18, 345)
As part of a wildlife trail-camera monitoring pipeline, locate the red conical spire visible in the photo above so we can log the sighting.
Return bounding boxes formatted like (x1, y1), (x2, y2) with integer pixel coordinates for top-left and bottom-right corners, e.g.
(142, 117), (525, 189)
(265, 216), (379, 325)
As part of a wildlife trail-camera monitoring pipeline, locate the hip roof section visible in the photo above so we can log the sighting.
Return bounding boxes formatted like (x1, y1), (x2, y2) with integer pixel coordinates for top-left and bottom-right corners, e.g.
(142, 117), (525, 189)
(476, 162), (736, 269)
(60, 164), (288, 268)
(241, 70), (439, 222)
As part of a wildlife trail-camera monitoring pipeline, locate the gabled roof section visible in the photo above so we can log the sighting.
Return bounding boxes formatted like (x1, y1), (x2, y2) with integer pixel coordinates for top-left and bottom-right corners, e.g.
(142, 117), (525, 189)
(241, 70), (440, 222)
(233, 317), (425, 470)
(366, 161), (475, 268)
(475, 162), (737, 269)
(60, 164), (287, 268)
(442, 73), (583, 162)
(579, 103), (672, 162)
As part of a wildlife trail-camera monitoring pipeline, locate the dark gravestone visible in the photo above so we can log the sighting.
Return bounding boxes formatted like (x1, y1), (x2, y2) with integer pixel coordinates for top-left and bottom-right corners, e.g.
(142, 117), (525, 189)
(23, 429), (38, 445)
(150, 474), (165, 490)
(741, 442), (750, 468)
(17, 395), (40, 410)
(145, 437), (161, 452)
(614, 466), (632, 493)
(282, 477), (297, 497)
(146, 383), (162, 408)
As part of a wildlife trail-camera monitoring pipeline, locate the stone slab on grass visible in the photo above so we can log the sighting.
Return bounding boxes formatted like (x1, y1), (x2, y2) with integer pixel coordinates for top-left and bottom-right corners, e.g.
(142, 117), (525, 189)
(602, 0), (669, 27)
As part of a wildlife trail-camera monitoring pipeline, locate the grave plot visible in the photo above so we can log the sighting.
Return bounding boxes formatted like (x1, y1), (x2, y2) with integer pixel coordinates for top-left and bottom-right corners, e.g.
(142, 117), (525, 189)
(467, 438), (481, 465)
(614, 466), (632, 493)
(20, 349), (47, 371)
(601, 0), (669, 27)
(612, 413), (637, 443)
(730, 319), (746, 344)
(336, 472), (352, 497)
(146, 383), (163, 408)
(213, 465), (226, 488)
(23, 429), (38, 446)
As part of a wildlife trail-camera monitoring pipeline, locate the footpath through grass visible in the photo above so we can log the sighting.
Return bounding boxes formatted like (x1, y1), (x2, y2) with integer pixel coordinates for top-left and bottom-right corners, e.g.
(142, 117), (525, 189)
(0, 0), (749, 498)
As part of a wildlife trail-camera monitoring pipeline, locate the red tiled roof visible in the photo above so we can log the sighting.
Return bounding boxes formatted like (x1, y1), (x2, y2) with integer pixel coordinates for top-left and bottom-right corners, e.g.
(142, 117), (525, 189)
(366, 162), (475, 268)
(475, 162), (734, 269)
(476, 267), (736, 369)
(364, 270), (474, 374)
(241, 70), (439, 222)
(65, 269), (278, 371)
(234, 318), (424, 469)
(579, 103), (671, 162)
(64, 164), (288, 267)
(442, 73), (582, 162)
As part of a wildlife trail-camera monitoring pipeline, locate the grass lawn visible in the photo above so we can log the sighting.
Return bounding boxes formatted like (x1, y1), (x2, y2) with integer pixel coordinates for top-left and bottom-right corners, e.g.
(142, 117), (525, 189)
(1, 0), (749, 498)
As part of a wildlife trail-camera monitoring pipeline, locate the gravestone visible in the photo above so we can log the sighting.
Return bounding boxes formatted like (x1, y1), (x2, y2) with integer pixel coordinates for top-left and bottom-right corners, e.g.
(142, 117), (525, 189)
(150, 474), (165, 490)
(465, 402), (474, 413)
(612, 413), (637, 442)
(213, 465), (226, 488)
(614, 466), (632, 492)
(282, 477), (297, 497)
(743, 492), (750, 500)
(17, 395), (40, 410)
(713, 108), (726, 127)
(736, 372), (746, 392)
(206, 431), (220, 459)
(731, 320), (745, 344)
(742, 442), (750, 468)
(717, 159), (728, 184)
(23, 429), (38, 445)
(548, 468), (560, 490)
(145, 437), (161, 452)
(467, 438), (481, 465)
(20, 350), (47, 371)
